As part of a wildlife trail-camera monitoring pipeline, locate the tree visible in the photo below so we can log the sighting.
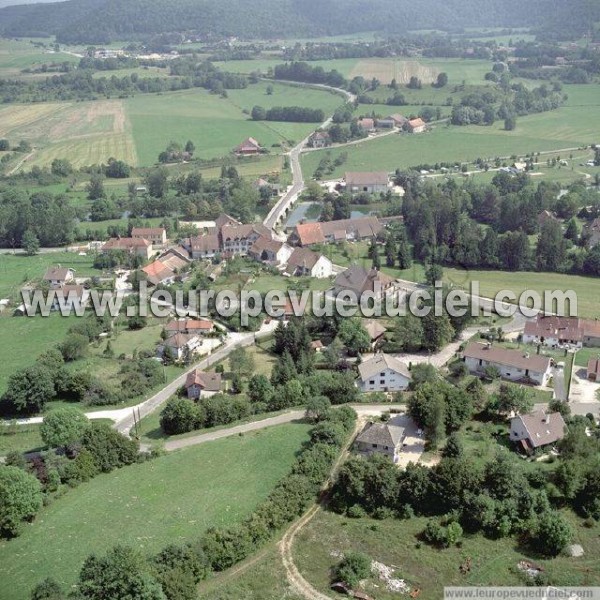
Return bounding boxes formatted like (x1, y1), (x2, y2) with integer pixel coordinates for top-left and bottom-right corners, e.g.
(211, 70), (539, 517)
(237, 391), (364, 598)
(266, 84), (274, 95)
(435, 72), (448, 88)
(421, 312), (454, 353)
(504, 115), (517, 131)
(247, 374), (273, 404)
(22, 229), (40, 255)
(0, 465), (43, 538)
(305, 396), (331, 423)
(396, 232), (412, 269)
(443, 432), (464, 458)
(2, 364), (56, 414)
(40, 407), (90, 448)
(87, 174), (105, 200)
(537, 219), (566, 271)
(78, 545), (166, 600)
(425, 263), (443, 287)
(335, 551), (371, 588)
(160, 397), (202, 435)
(492, 384), (533, 415)
(184, 140), (195, 154)
(0, 139), (9, 151)
(60, 333), (89, 361)
(530, 511), (572, 556)
(251, 105), (267, 120)
(338, 319), (371, 356)
(564, 218), (579, 244)
(80, 422), (139, 473)
(144, 168), (169, 198)
(50, 158), (73, 177)
(30, 578), (64, 600)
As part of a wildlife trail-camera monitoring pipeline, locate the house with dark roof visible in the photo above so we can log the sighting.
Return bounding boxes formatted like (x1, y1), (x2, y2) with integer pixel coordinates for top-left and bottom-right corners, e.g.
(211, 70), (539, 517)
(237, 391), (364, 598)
(388, 114), (408, 128)
(291, 217), (383, 247)
(220, 223), (273, 256)
(248, 237), (293, 266)
(357, 117), (376, 132)
(363, 319), (387, 349)
(185, 370), (222, 399)
(165, 318), (214, 336)
(523, 314), (600, 348)
(332, 265), (394, 301)
(463, 342), (553, 386)
(354, 421), (406, 463)
(509, 411), (566, 453)
(102, 237), (153, 260)
(308, 131), (331, 148)
(234, 137), (262, 155)
(188, 234), (221, 259)
(356, 353), (411, 392)
(43, 266), (75, 288)
(284, 247), (333, 278)
(345, 171), (389, 195)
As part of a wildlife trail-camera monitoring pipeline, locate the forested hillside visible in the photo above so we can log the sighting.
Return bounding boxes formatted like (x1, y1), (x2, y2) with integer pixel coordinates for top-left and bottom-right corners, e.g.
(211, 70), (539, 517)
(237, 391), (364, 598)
(0, 0), (596, 44)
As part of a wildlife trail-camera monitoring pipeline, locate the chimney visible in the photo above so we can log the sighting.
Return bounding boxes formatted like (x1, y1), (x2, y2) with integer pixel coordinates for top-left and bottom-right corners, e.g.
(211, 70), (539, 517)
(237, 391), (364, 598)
(544, 413), (551, 424)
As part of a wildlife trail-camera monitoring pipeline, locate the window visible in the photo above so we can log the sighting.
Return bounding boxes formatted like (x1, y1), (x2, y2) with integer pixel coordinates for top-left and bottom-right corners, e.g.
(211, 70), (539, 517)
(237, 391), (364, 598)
(380, 380), (385, 385)
(372, 443), (378, 448)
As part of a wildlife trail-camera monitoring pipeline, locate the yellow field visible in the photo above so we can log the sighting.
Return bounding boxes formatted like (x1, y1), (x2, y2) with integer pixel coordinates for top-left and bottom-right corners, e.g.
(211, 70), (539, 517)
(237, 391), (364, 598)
(350, 59), (438, 84)
(0, 100), (138, 168)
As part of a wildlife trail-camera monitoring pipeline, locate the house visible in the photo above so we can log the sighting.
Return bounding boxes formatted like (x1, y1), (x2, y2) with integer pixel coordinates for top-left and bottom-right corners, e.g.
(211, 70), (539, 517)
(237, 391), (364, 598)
(290, 217), (383, 247)
(363, 319), (387, 349)
(159, 333), (202, 361)
(522, 314), (600, 348)
(406, 118), (426, 133)
(509, 411), (566, 452)
(537, 210), (559, 227)
(357, 117), (376, 132)
(142, 260), (178, 286)
(345, 171), (389, 195)
(388, 114), (408, 128)
(43, 266), (75, 288)
(220, 223), (273, 256)
(188, 234), (221, 259)
(356, 353), (411, 392)
(235, 137), (262, 155)
(587, 357), (600, 381)
(513, 161), (527, 172)
(376, 118), (395, 129)
(584, 217), (600, 248)
(308, 131), (331, 148)
(463, 342), (553, 386)
(252, 178), (282, 196)
(332, 265), (395, 300)
(248, 237), (293, 266)
(284, 247), (333, 278)
(184, 370), (222, 399)
(165, 318), (214, 335)
(215, 213), (242, 230)
(50, 285), (88, 311)
(159, 246), (192, 264)
(102, 237), (153, 260)
(310, 340), (325, 353)
(354, 421), (406, 463)
(131, 227), (167, 246)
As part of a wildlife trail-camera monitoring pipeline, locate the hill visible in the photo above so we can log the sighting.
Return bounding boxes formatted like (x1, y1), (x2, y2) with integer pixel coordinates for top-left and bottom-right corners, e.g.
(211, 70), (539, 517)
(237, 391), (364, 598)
(0, 0), (595, 44)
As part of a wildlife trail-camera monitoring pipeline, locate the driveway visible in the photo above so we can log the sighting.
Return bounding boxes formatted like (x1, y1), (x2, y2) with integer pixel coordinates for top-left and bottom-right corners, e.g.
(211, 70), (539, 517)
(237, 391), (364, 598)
(391, 414), (426, 468)
(569, 367), (600, 417)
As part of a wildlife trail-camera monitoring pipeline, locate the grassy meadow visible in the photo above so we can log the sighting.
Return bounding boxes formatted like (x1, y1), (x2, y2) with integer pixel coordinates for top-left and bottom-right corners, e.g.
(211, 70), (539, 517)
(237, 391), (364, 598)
(293, 510), (600, 600)
(0, 422), (311, 600)
(0, 38), (80, 79)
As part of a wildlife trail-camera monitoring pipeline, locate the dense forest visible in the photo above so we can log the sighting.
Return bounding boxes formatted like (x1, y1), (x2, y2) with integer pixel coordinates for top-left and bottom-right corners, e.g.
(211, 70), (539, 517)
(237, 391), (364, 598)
(0, 0), (597, 44)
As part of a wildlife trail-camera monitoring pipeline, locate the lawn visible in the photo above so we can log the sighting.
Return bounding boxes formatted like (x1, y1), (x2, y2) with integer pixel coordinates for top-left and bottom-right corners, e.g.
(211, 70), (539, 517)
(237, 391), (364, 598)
(0, 422), (311, 600)
(293, 509), (600, 600)
(0, 38), (80, 79)
(0, 423), (44, 455)
(574, 347), (600, 369)
(301, 84), (600, 177)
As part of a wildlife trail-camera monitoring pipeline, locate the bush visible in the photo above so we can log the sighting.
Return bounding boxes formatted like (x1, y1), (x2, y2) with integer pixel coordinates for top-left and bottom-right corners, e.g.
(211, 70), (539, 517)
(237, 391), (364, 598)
(80, 422), (139, 473)
(335, 551), (371, 588)
(160, 397), (203, 435)
(40, 407), (90, 448)
(0, 465), (43, 538)
(30, 577), (64, 600)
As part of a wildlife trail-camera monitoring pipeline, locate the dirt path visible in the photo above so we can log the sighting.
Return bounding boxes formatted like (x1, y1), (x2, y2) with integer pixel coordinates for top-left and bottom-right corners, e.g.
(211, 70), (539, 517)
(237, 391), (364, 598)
(7, 149), (35, 175)
(278, 420), (362, 600)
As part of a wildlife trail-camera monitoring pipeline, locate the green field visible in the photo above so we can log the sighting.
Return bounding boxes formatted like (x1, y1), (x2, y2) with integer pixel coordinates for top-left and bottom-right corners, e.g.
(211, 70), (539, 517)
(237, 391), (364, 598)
(294, 509), (600, 600)
(0, 38), (80, 79)
(0, 423), (44, 455)
(302, 84), (600, 176)
(0, 422), (311, 600)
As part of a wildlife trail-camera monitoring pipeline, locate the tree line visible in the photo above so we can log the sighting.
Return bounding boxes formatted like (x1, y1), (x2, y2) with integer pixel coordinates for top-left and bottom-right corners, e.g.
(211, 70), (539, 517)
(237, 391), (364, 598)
(251, 105), (325, 123)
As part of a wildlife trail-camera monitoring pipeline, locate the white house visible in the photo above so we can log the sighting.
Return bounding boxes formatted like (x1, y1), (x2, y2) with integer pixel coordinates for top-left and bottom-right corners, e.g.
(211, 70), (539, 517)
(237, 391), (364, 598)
(509, 411), (566, 453)
(354, 421), (406, 463)
(159, 333), (202, 361)
(357, 353), (411, 392)
(284, 247), (333, 279)
(463, 342), (553, 386)
(345, 171), (389, 195)
(43, 266), (75, 288)
(522, 314), (600, 349)
(248, 237), (294, 266)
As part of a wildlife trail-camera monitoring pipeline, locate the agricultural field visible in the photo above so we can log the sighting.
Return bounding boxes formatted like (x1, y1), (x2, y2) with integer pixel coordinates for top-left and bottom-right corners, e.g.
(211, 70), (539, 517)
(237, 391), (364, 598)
(0, 423), (311, 600)
(293, 509), (600, 600)
(0, 38), (79, 79)
(2, 80), (342, 170)
(301, 84), (600, 177)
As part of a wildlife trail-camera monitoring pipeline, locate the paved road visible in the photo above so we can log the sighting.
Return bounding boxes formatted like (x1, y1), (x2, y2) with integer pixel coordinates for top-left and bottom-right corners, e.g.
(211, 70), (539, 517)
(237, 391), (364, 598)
(263, 82), (356, 231)
(163, 404), (405, 452)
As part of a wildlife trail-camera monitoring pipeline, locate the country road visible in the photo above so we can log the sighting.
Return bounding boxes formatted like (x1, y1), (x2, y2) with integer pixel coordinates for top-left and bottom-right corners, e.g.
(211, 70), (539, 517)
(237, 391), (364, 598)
(262, 81), (356, 231)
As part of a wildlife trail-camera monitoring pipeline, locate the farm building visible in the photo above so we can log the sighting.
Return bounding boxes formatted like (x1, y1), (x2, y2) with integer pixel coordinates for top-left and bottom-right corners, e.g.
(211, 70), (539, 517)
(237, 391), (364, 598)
(345, 171), (389, 195)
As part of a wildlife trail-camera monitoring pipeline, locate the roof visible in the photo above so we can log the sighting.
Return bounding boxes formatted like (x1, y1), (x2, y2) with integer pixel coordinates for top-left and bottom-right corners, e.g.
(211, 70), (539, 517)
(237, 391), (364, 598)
(311, 131), (330, 140)
(355, 422), (406, 448)
(345, 171), (389, 186)
(310, 340), (324, 349)
(334, 265), (394, 296)
(408, 118), (426, 129)
(294, 222), (326, 246)
(43, 266), (73, 281)
(285, 247), (322, 270)
(364, 319), (387, 341)
(185, 370), (222, 392)
(221, 223), (272, 242)
(236, 137), (261, 151)
(511, 411), (566, 448)
(388, 113), (408, 123)
(103, 237), (151, 250)
(163, 333), (199, 349)
(142, 260), (174, 283)
(165, 319), (213, 332)
(321, 216), (383, 239)
(189, 234), (220, 253)
(357, 353), (411, 381)
(249, 236), (285, 256)
(131, 227), (165, 237)
(523, 314), (600, 342)
(463, 342), (552, 373)
(215, 213), (242, 230)
(357, 117), (375, 128)
(53, 284), (85, 299)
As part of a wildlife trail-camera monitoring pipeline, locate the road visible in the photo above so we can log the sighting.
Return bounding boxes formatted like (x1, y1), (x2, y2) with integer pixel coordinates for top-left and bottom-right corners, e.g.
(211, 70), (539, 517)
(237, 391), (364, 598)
(263, 82), (356, 231)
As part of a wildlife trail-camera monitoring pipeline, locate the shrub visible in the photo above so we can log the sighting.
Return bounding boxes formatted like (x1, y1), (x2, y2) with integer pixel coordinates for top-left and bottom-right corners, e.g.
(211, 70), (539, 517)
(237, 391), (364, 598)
(40, 407), (90, 448)
(335, 551), (371, 588)
(0, 465), (43, 538)
(80, 422), (139, 473)
(160, 397), (203, 435)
